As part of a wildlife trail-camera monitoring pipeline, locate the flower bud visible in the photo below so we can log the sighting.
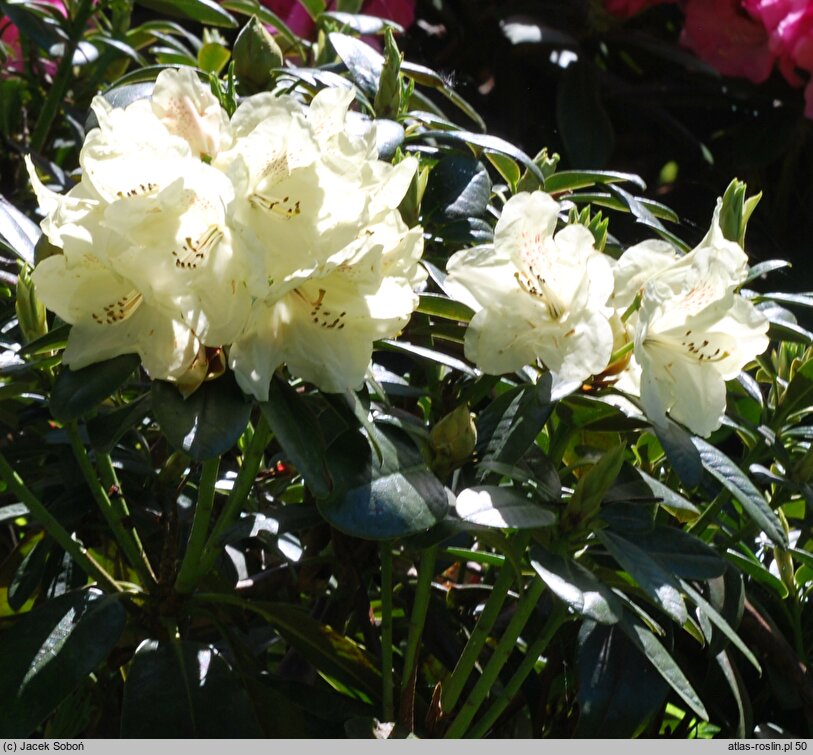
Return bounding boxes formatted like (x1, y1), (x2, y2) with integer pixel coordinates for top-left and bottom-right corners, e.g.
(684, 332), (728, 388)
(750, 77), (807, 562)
(430, 403), (477, 475)
(233, 15), (283, 92)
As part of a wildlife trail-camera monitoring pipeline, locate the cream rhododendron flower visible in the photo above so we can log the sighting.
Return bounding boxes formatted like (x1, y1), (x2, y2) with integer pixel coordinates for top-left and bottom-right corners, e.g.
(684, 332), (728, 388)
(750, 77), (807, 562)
(28, 69), (426, 398)
(614, 203), (769, 437)
(27, 70), (249, 384)
(230, 212), (425, 398)
(445, 191), (615, 388)
(217, 86), (415, 293)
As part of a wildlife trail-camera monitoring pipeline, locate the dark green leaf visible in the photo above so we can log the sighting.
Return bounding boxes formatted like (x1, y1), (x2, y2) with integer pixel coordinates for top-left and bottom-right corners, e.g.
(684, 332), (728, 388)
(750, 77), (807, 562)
(455, 486), (555, 529)
(134, 0), (237, 27)
(409, 130), (544, 184)
(619, 616), (708, 721)
(318, 425), (448, 539)
(597, 529), (687, 624)
(725, 549), (788, 598)
(377, 338), (477, 376)
(556, 61), (614, 168)
(476, 376), (554, 474)
(575, 621), (668, 737)
(566, 445), (626, 523)
(422, 155), (491, 221)
(50, 354), (140, 422)
(637, 470), (700, 517)
(0, 193), (40, 264)
(8, 538), (52, 611)
(298, 0), (325, 18)
(221, 0), (305, 55)
(776, 358), (813, 424)
(322, 11), (405, 35)
(634, 526), (725, 579)
(0, 589), (126, 737)
(242, 601), (381, 699)
(692, 437), (787, 547)
(121, 640), (262, 737)
(86, 393), (151, 454)
(544, 170), (645, 195)
(679, 580), (760, 672)
(416, 293), (473, 323)
(0, 503), (29, 523)
(151, 372), (252, 462)
(328, 32), (382, 99)
(260, 378), (330, 498)
(743, 259), (790, 284)
(653, 422), (703, 488)
(531, 549), (622, 624)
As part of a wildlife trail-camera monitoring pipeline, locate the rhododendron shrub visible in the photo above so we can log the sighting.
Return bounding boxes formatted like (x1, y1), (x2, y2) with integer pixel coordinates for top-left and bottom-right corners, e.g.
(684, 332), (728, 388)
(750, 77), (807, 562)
(0, 0), (811, 743)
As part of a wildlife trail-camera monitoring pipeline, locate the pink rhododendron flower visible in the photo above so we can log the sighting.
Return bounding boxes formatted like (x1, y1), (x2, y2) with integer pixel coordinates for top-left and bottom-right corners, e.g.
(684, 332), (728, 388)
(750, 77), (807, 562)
(681, 0), (775, 83)
(1, 0), (67, 74)
(262, 0), (415, 38)
(604, 0), (675, 18)
(745, 0), (813, 115)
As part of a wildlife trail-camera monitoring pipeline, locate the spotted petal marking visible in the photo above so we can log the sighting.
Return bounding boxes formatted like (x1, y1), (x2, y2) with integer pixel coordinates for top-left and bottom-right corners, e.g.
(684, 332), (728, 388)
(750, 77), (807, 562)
(91, 291), (143, 325)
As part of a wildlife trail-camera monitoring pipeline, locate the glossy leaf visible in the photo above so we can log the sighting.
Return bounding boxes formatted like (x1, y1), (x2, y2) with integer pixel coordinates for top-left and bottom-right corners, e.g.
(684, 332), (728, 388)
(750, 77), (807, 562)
(416, 293), (474, 323)
(597, 529), (688, 624)
(134, 0), (237, 27)
(476, 375), (554, 473)
(0, 589), (126, 737)
(575, 621), (668, 737)
(86, 393), (150, 454)
(0, 193), (40, 264)
(620, 616), (709, 721)
(455, 486), (555, 529)
(121, 640), (262, 737)
(50, 354), (140, 422)
(151, 372), (252, 462)
(248, 601), (380, 700)
(260, 378), (331, 499)
(679, 580), (760, 672)
(725, 549), (788, 598)
(776, 358), (813, 424)
(544, 170), (645, 195)
(654, 421), (703, 488)
(693, 437), (787, 547)
(532, 549), (622, 625)
(318, 425), (448, 539)
(409, 129), (544, 183)
(329, 32), (382, 98)
(637, 470), (700, 518)
(422, 155), (491, 221)
(633, 526), (726, 579)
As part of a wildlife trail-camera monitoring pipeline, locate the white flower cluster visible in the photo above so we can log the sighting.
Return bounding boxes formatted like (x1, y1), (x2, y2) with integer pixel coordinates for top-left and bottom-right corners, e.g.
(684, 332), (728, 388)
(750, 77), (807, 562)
(445, 191), (770, 437)
(28, 68), (425, 400)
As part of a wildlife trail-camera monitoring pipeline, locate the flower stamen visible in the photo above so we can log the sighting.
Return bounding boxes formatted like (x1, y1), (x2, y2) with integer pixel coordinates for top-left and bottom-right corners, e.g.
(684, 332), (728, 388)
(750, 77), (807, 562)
(91, 291), (143, 325)
(172, 225), (223, 269)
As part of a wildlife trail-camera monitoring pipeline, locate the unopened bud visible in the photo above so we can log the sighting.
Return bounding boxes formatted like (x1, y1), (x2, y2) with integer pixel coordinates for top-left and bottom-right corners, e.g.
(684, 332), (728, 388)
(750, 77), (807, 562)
(233, 15), (283, 91)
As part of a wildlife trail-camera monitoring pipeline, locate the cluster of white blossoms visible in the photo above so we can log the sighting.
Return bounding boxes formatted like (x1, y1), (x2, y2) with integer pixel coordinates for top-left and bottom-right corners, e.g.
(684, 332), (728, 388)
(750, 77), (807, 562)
(28, 68), (424, 400)
(445, 190), (770, 437)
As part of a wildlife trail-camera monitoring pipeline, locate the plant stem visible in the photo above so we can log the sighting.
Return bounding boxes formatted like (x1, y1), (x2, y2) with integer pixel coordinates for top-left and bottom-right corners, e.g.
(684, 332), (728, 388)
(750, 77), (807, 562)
(174, 457), (220, 594)
(96, 449), (157, 585)
(440, 555), (515, 713)
(400, 545), (437, 696)
(0, 451), (120, 592)
(465, 602), (568, 738)
(30, 0), (95, 152)
(380, 541), (395, 722)
(444, 577), (546, 738)
(190, 415), (272, 589)
(66, 422), (156, 587)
